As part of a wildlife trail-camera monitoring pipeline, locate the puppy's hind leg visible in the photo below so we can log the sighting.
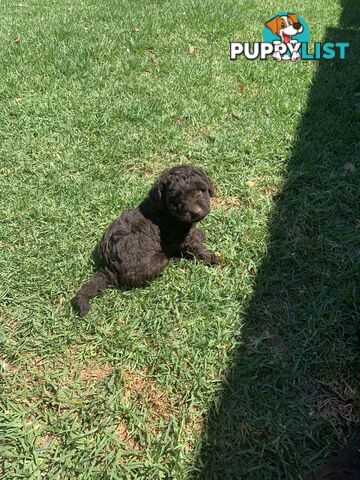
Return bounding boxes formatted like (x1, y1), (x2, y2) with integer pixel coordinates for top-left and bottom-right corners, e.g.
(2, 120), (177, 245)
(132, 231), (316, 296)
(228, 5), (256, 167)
(72, 270), (110, 317)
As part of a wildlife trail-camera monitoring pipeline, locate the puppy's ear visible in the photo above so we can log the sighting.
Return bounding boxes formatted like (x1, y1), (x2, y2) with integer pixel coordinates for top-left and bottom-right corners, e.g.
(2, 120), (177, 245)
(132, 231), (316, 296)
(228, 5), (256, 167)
(287, 13), (299, 24)
(148, 168), (170, 209)
(265, 16), (281, 34)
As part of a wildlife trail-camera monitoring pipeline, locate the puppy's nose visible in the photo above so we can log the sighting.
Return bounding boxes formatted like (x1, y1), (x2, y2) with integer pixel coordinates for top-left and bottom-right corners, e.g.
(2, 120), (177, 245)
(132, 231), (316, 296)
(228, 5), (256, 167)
(192, 206), (203, 216)
(293, 22), (302, 30)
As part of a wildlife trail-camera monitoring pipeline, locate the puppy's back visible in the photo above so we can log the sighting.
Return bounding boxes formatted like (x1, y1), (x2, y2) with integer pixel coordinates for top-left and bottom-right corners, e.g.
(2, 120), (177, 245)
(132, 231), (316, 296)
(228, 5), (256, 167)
(97, 207), (162, 273)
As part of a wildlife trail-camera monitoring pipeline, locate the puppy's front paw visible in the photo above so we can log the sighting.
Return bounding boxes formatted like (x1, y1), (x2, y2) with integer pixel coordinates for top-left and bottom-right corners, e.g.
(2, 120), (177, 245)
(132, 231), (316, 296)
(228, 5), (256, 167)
(202, 251), (220, 266)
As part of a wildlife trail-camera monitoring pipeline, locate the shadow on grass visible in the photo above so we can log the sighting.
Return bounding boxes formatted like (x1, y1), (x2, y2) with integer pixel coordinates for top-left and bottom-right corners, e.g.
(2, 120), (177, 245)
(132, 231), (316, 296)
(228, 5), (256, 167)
(192, 2), (360, 478)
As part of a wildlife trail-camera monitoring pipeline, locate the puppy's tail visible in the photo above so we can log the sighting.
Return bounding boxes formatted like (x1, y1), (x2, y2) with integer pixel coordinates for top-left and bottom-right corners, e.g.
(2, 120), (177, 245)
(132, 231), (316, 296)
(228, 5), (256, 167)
(72, 270), (110, 317)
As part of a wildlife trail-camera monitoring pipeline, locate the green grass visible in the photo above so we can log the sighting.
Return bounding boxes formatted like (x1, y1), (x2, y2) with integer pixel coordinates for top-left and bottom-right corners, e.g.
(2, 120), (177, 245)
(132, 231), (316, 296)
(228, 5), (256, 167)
(1, 0), (359, 478)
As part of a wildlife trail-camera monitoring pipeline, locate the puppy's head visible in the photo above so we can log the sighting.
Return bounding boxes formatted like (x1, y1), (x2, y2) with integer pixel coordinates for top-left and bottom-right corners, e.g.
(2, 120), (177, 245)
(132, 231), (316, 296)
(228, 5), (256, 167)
(149, 165), (213, 223)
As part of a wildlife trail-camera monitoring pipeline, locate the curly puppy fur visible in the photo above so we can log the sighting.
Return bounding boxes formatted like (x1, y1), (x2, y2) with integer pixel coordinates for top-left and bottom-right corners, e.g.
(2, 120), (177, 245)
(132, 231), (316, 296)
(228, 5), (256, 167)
(73, 165), (218, 316)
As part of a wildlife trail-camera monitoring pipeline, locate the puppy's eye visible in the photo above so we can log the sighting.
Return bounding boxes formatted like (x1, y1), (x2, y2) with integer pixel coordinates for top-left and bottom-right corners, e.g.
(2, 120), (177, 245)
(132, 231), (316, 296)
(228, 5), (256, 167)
(281, 22), (285, 27)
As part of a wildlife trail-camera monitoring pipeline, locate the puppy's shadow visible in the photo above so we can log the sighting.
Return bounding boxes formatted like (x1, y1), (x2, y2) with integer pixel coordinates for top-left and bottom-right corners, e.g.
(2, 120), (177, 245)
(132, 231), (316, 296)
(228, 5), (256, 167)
(90, 246), (103, 273)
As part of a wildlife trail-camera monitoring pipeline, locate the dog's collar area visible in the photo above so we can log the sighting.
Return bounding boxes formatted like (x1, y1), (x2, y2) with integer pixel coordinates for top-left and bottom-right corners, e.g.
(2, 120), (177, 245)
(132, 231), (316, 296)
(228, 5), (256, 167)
(139, 199), (195, 231)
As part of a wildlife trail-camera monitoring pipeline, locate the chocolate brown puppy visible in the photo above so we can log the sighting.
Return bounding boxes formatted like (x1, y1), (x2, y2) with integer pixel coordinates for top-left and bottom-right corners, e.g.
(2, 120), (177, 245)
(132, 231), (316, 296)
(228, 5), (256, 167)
(73, 165), (218, 316)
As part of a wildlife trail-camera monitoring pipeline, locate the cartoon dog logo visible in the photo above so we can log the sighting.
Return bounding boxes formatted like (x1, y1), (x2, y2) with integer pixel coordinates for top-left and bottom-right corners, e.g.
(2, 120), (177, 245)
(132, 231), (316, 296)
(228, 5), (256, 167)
(265, 13), (304, 61)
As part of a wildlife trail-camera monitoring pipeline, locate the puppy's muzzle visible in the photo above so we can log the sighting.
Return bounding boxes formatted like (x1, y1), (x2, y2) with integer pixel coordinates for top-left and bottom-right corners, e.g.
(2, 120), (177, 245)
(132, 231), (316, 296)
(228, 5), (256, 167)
(190, 207), (208, 221)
